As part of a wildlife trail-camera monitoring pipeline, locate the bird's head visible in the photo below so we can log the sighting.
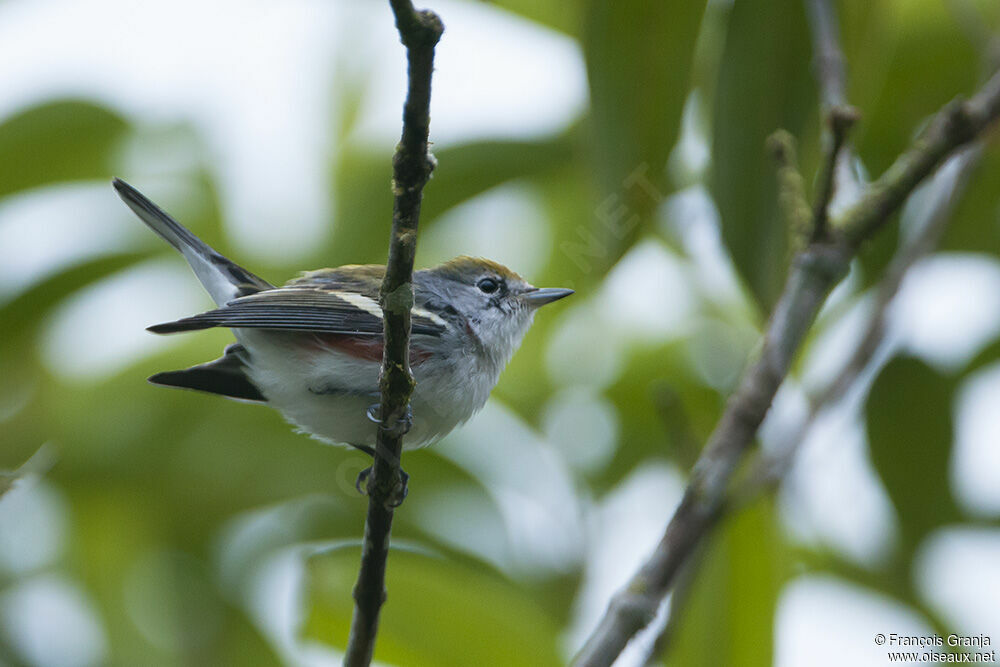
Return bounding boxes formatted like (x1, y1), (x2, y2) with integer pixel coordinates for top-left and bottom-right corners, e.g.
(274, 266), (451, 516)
(418, 256), (573, 366)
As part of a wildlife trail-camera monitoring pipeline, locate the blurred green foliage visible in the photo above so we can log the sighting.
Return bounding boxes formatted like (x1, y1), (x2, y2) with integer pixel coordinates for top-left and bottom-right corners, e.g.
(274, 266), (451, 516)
(710, 0), (817, 311)
(2, 1), (1000, 666)
(583, 0), (706, 263)
(0, 102), (129, 198)
(305, 547), (563, 666)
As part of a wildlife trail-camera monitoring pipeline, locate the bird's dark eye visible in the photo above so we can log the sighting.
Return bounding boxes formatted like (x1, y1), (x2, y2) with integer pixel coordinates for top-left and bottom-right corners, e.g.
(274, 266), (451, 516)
(477, 277), (500, 294)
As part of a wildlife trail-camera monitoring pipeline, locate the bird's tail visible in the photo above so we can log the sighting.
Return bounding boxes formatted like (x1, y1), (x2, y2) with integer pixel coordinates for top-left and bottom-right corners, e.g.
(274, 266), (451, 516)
(113, 178), (273, 305)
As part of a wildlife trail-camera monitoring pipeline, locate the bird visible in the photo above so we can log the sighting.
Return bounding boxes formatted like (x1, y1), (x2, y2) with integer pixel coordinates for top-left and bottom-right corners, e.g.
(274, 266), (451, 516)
(113, 178), (572, 491)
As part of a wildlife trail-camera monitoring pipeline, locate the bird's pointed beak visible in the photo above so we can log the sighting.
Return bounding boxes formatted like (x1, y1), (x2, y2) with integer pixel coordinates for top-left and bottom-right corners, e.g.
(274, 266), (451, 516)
(521, 287), (574, 307)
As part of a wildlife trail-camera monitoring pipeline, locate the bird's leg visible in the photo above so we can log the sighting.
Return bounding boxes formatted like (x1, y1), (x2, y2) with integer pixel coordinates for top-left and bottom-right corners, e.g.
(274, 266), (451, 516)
(352, 403), (413, 506)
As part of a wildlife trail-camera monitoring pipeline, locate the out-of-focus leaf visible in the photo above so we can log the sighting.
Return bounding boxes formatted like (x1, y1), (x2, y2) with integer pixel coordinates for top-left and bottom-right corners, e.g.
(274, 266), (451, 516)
(0, 101), (129, 197)
(796, 545), (966, 645)
(214, 614), (285, 667)
(941, 144), (1000, 258)
(304, 547), (562, 666)
(0, 254), (150, 458)
(963, 334), (1000, 377)
(665, 498), (789, 667)
(866, 356), (960, 556)
(842, 0), (979, 178)
(488, 1), (581, 36)
(0, 471), (18, 499)
(598, 343), (721, 490)
(323, 134), (576, 270)
(710, 0), (816, 311)
(583, 0), (706, 265)
(0, 445), (55, 499)
(839, 0), (983, 286)
(534, 160), (605, 285)
(0, 253), (149, 341)
(421, 134), (576, 225)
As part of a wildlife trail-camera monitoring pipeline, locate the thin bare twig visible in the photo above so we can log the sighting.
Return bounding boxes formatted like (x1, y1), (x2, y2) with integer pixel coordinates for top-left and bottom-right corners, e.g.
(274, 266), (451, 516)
(571, 65), (1000, 667)
(811, 106), (860, 241)
(805, 0), (861, 240)
(805, 0), (849, 109)
(343, 3), (442, 665)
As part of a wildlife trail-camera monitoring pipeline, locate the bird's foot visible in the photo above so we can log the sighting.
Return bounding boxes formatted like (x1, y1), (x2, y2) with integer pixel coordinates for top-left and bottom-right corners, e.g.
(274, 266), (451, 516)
(354, 465), (409, 507)
(366, 402), (413, 438)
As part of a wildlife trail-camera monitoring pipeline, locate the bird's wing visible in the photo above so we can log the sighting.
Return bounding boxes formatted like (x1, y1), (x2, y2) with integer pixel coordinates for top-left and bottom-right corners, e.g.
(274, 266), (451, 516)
(147, 287), (447, 337)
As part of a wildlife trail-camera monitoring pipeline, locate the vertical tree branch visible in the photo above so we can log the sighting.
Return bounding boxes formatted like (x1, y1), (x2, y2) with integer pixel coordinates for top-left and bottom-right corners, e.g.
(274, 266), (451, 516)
(805, 0), (861, 240)
(811, 106), (860, 240)
(343, 3), (442, 666)
(805, 0), (849, 109)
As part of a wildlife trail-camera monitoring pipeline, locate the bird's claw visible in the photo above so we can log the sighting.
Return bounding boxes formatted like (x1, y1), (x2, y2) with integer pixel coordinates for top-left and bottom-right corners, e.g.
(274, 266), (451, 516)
(388, 468), (409, 507)
(355, 466), (370, 495)
(366, 402), (413, 438)
(354, 466), (409, 507)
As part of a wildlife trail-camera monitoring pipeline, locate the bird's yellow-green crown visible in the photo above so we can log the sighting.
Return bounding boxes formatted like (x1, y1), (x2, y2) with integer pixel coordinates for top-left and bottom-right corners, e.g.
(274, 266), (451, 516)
(430, 256), (526, 285)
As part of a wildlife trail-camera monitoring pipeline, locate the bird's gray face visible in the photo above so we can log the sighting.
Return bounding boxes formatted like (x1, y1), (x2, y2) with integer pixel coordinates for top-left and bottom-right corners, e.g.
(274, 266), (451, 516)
(459, 274), (573, 363)
(422, 259), (573, 368)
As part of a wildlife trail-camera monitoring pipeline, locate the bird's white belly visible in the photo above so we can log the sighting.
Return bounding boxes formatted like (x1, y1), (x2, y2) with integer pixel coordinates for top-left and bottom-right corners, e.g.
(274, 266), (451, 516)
(238, 331), (493, 450)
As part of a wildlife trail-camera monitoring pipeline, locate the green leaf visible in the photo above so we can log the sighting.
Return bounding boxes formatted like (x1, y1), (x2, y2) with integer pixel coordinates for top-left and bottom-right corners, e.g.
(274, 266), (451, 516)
(488, 1), (581, 36)
(665, 498), (789, 667)
(0, 253), (149, 342)
(304, 547), (562, 666)
(964, 333), (1000, 377)
(709, 0), (816, 311)
(599, 342), (721, 489)
(941, 144), (1000, 259)
(839, 0), (983, 286)
(582, 0), (706, 265)
(0, 445), (55, 498)
(0, 100), (130, 196)
(323, 135), (576, 270)
(843, 0), (979, 178)
(866, 356), (960, 556)
(420, 134), (576, 226)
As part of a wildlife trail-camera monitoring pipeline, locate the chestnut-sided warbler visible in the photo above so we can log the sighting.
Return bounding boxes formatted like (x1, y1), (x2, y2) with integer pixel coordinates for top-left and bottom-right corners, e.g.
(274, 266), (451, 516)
(113, 179), (572, 463)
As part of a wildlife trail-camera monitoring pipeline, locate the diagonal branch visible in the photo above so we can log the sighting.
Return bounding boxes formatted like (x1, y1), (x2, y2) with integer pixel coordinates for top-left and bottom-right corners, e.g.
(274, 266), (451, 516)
(571, 65), (1000, 667)
(343, 3), (442, 666)
(736, 142), (985, 505)
(837, 70), (1000, 245)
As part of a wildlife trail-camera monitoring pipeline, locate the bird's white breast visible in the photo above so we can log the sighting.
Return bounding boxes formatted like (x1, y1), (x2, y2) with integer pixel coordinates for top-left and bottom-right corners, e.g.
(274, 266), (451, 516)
(237, 330), (496, 450)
